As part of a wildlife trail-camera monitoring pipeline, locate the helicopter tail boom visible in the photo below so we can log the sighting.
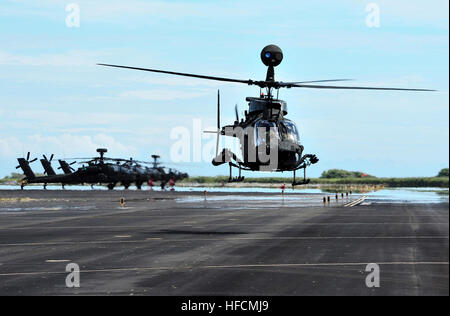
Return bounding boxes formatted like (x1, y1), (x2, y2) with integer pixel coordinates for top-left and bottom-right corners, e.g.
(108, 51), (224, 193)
(16, 158), (36, 181)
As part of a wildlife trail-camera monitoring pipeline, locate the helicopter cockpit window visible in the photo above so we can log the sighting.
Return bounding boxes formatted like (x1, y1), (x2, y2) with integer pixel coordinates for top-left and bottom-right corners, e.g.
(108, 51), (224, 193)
(269, 107), (280, 120)
(255, 120), (278, 146)
(280, 120), (300, 144)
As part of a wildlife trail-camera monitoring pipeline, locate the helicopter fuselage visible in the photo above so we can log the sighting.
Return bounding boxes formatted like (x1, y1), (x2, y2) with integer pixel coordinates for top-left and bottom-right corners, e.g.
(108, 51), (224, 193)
(218, 96), (306, 172)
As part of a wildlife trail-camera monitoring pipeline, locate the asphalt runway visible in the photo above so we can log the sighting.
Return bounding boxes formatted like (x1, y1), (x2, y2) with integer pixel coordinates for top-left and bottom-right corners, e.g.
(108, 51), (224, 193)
(0, 189), (448, 296)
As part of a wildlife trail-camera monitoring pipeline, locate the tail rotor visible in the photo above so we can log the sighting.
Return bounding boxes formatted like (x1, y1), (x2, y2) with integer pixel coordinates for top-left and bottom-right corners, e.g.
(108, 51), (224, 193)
(42, 154), (55, 162)
(43, 154), (54, 162)
(16, 152), (37, 180)
(69, 161), (77, 172)
(216, 90), (221, 156)
(16, 152), (37, 169)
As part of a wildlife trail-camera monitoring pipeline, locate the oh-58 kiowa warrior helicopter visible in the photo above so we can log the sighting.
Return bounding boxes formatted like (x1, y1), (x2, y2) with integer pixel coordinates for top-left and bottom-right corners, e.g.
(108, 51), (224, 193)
(98, 45), (434, 186)
(16, 148), (188, 190)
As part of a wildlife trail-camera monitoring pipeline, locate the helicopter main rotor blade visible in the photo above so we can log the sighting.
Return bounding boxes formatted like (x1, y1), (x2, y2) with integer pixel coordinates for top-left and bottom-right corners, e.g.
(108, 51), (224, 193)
(98, 63), (435, 91)
(98, 63), (253, 85)
(283, 79), (353, 85)
(287, 83), (436, 91)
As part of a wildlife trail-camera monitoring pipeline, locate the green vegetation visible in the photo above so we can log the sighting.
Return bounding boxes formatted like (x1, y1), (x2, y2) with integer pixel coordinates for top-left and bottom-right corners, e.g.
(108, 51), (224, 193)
(181, 169), (449, 188)
(0, 172), (46, 184)
(437, 168), (449, 177)
(0, 173), (23, 184)
(320, 169), (374, 179)
(182, 176), (448, 188)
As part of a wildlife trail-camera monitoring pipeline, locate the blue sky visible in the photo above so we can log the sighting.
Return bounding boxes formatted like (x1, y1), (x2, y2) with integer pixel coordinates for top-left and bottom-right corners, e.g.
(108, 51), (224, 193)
(0, 0), (448, 178)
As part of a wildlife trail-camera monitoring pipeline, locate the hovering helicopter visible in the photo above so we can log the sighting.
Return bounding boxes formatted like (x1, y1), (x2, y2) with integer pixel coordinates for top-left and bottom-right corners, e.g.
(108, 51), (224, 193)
(16, 149), (188, 190)
(98, 45), (434, 186)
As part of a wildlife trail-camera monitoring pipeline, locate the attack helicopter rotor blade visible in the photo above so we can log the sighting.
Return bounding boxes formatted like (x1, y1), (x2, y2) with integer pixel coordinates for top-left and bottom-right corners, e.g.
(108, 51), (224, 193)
(43, 154), (48, 161)
(69, 161), (77, 165)
(286, 83), (436, 91)
(78, 160), (95, 164)
(235, 104), (239, 122)
(29, 158), (38, 163)
(26, 152), (30, 161)
(50, 154), (54, 161)
(97, 64), (253, 85)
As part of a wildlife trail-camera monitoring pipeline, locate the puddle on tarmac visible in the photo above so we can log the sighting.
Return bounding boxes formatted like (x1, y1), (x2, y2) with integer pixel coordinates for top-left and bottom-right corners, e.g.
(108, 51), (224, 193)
(176, 187), (448, 206)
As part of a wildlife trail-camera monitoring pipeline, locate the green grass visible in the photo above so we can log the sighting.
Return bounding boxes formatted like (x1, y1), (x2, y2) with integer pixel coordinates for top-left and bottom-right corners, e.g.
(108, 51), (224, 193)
(182, 176), (449, 188)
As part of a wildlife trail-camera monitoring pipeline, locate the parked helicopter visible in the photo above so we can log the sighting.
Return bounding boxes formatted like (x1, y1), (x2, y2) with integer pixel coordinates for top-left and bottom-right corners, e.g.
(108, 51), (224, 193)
(16, 149), (188, 190)
(98, 45), (434, 186)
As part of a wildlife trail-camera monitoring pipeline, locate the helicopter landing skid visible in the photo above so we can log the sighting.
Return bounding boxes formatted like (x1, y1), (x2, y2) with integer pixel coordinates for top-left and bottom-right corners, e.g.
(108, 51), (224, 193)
(228, 162), (245, 183)
(212, 149), (247, 183)
(292, 178), (310, 186)
(291, 154), (319, 187)
(292, 168), (310, 187)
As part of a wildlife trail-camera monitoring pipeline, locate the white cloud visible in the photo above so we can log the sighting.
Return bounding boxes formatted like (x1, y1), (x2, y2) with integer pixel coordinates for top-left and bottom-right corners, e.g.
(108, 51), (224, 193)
(0, 133), (137, 159)
(3, 110), (140, 127)
(0, 136), (23, 158)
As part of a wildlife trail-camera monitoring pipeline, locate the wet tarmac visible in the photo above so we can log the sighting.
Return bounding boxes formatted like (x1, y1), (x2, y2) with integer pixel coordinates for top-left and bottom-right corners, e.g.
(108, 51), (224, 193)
(0, 189), (448, 295)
